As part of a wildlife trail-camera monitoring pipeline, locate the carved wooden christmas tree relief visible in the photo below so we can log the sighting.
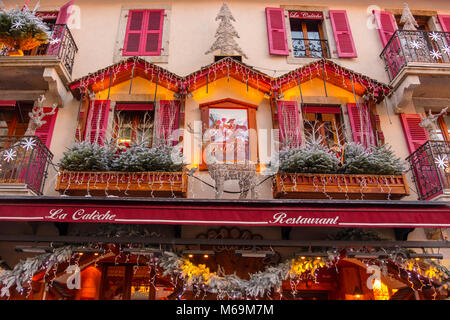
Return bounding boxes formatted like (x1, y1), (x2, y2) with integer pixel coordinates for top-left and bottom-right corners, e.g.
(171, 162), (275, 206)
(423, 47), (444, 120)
(400, 3), (419, 30)
(205, 3), (248, 59)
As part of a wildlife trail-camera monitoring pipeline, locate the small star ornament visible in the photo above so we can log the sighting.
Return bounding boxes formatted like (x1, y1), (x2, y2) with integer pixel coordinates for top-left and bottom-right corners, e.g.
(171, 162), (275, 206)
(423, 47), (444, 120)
(3, 149), (16, 162)
(20, 137), (36, 151)
(435, 154), (449, 169)
(430, 49), (442, 60)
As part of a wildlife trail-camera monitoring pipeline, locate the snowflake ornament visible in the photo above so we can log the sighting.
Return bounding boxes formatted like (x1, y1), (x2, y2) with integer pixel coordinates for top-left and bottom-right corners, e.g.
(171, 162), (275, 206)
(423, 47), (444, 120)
(442, 45), (450, 56)
(409, 40), (423, 49)
(11, 20), (24, 29)
(430, 49), (442, 60)
(3, 149), (16, 162)
(20, 138), (36, 151)
(435, 154), (449, 169)
(49, 38), (61, 45)
(429, 32), (441, 42)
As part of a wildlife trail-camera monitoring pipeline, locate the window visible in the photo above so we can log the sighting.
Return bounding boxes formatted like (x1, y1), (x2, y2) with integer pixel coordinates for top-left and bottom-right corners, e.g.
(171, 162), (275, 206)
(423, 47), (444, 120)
(123, 10), (164, 56)
(289, 15), (329, 58)
(302, 106), (344, 149)
(113, 103), (155, 147)
(199, 99), (258, 170)
(100, 265), (175, 300)
(395, 15), (430, 31)
(0, 102), (32, 136)
(434, 114), (450, 141)
(208, 108), (250, 163)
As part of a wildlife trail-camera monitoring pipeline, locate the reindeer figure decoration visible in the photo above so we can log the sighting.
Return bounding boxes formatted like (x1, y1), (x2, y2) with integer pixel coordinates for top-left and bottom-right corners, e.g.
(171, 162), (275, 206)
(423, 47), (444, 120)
(207, 162), (257, 199)
(419, 107), (448, 140)
(24, 95), (57, 136)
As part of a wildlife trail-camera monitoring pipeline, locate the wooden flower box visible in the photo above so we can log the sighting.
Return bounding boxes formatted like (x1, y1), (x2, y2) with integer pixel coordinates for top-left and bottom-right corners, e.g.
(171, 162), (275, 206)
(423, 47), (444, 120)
(55, 171), (188, 198)
(273, 173), (410, 200)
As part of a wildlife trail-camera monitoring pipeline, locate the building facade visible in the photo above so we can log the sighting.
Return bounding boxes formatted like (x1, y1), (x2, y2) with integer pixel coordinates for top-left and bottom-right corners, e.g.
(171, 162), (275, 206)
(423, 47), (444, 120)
(0, 0), (449, 300)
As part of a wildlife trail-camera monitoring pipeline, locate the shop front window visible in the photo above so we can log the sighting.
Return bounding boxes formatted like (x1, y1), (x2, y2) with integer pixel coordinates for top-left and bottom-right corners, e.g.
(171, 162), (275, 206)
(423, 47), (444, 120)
(100, 264), (174, 300)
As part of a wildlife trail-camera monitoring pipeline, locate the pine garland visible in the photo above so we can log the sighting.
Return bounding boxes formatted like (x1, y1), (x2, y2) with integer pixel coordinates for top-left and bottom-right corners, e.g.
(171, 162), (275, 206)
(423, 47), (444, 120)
(0, 245), (448, 299)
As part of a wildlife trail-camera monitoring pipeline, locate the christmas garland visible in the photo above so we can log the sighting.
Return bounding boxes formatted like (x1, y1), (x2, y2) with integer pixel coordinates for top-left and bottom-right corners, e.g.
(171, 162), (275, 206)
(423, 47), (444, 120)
(0, 244), (448, 299)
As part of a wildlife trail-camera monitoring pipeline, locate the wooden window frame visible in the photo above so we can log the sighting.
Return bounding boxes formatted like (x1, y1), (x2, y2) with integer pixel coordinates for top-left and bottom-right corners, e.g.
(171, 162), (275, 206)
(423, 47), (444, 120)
(199, 98), (258, 171)
(289, 18), (328, 58)
(302, 106), (344, 148)
(437, 114), (450, 141)
(112, 108), (155, 147)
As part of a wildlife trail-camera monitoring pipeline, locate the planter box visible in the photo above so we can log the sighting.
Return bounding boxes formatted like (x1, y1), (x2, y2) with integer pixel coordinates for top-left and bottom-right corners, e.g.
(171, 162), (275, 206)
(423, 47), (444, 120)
(273, 173), (410, 200)
(55, 171), (187, 198)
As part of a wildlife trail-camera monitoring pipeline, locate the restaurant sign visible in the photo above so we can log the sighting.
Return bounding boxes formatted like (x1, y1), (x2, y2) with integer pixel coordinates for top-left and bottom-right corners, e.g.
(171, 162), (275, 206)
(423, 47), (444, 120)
(0, 201), (449, 228)
(289, 11), (324, 20)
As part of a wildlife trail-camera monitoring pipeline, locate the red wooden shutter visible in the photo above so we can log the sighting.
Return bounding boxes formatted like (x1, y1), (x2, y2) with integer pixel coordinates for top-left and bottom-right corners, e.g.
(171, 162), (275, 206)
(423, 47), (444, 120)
(277, 101), (301, 148)
(438, 14), (450, 32)
(56, 0), (74, 25)
(374, 10), (397, 47)
(84, 100), (110, 145)
(157, 100), (180, 146)
(329, 10), (357, 58)
(142, 10), (164, 56)
(400, 114), (430, 153)
(265, 8), (289, 56)
(347, 103), (376, 148)
(35, 108), (59, 149)
(123, 10), (146, 56)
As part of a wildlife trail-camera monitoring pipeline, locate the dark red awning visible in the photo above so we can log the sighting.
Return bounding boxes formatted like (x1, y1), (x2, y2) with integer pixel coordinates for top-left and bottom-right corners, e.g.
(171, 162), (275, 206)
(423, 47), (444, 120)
(0, 197), (449, 228)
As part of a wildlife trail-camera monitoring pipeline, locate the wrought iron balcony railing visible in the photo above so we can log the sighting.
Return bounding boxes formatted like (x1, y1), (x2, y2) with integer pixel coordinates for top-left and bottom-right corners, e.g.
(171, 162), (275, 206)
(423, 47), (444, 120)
(292, 38), (330, 58)
(0, 24), (78, 75)
(406, 140), (450, 200)
(0, 136), (53, 195)
(380, 30), (450, 81)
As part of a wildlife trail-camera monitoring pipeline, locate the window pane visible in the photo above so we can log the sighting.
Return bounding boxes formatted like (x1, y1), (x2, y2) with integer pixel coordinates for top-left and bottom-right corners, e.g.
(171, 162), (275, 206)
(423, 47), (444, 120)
(102, 266), (126, 300)
(116, 110), (154, 145)
(208, 108), (249, 162)
(126, 34), (141, 52)
(130, 266), (151, 300)
(145, 33), (159, 52)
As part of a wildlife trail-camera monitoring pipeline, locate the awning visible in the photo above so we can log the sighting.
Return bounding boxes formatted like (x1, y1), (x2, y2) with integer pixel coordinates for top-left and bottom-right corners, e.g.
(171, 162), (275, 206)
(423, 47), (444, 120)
(0, 196), (449, 228)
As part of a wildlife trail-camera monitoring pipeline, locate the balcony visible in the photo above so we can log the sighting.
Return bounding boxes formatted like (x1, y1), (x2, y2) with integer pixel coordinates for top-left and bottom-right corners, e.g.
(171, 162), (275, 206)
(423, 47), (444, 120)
(406, 140), (450, 201)
(380, 30), (450, 83)
(0, 25), (78, 104)
(0, 136), (53, 196)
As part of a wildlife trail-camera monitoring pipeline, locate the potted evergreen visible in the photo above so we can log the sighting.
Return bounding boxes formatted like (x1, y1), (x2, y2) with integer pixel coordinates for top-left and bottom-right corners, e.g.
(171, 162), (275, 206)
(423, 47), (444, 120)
(55, 142), (188, 198)
(272, 142), (410, 200)
(0, 6), (50, 56)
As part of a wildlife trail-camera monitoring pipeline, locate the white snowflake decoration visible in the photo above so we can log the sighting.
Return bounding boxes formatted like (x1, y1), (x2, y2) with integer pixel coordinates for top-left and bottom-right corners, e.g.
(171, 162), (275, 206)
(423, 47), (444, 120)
(409, 40), (423, 49)
(20, 138), (36, 151)
(430, 49), (442, 60)
(429, 32), (441, 42)
(3, 149), (16, 162)
(442, 45), (450, 56)
(435, 154), (449, 169)
(11, 20), (25, 29)
(49, 38), (61, 45)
